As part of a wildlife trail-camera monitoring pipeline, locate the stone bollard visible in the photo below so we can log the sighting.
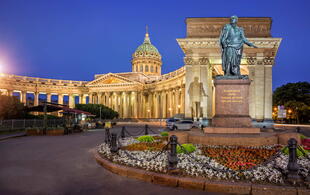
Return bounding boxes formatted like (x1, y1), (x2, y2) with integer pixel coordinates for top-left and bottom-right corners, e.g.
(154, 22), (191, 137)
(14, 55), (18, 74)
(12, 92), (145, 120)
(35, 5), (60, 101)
(168, 135), (178, 170)
(110, 133), (118, 153)
(145, 124), (149, 135)
(286, 138), (302, 185)
(105, 128), (111, 144)
(121, 126), (126, 140)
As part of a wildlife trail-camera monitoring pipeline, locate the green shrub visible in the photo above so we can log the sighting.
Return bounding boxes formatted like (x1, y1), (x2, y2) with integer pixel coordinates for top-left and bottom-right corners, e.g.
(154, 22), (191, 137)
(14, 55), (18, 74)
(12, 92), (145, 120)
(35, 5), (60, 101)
(160, 131), (168, 137)
(177, 144), (196, 154)
(136, 135), (154, 143)
(282, 146), (309, 157)
(300, 134), (308, 140)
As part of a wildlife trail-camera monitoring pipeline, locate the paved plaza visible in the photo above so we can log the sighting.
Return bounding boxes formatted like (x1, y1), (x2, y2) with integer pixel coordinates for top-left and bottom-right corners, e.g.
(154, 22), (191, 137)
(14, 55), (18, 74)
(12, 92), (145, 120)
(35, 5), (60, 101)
(0, 126), (224, 195)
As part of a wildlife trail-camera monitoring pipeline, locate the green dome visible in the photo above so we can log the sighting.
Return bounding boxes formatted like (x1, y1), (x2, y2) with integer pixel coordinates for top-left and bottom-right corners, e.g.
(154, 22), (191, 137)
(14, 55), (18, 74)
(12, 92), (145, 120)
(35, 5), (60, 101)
(133, 32), (161, 58)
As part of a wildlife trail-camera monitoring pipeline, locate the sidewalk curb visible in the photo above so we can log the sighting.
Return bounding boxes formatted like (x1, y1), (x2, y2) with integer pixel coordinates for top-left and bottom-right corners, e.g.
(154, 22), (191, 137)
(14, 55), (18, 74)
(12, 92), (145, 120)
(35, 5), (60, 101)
(0, 133), (27, 141)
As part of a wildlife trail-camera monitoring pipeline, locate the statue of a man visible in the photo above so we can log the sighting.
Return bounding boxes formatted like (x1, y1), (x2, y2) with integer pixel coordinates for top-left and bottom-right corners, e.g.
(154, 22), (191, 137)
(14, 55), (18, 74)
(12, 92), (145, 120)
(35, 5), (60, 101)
(220, 15), (257, 76)
(188, 77), (207, 118)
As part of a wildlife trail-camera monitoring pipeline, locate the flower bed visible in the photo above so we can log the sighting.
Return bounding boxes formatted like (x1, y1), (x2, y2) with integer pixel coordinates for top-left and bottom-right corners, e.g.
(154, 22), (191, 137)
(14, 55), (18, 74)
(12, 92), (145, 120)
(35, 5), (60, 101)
(98, 135), (310, 185)
(201, 146), (281, 171)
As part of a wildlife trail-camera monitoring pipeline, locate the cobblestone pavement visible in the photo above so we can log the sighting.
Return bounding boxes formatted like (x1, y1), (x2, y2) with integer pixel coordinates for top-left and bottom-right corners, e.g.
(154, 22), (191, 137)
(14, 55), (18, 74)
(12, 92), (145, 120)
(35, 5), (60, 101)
(0, 126), (224, 195)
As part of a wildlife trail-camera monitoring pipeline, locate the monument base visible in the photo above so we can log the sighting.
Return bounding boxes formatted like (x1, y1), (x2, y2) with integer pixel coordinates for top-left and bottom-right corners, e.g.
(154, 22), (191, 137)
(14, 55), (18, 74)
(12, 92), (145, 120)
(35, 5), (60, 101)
(204, 127), (260, 134)
(212, 114), (252, 128)
(212, 79), (252, 128)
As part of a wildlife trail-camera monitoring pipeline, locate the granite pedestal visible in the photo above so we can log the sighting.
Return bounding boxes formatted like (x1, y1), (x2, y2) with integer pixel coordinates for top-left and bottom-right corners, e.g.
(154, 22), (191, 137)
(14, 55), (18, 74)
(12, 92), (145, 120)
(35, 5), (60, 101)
(204, 78), (260, 134)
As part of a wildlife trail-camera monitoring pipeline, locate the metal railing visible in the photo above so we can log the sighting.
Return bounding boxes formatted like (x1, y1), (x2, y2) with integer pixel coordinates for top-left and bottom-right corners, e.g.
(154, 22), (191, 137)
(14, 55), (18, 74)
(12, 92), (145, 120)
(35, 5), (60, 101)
(0, 119), (65, 131)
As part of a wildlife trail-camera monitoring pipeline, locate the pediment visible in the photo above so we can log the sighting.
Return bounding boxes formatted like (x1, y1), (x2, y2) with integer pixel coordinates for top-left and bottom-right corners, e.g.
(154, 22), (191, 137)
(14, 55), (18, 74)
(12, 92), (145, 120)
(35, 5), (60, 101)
(86, 73), (136, 86)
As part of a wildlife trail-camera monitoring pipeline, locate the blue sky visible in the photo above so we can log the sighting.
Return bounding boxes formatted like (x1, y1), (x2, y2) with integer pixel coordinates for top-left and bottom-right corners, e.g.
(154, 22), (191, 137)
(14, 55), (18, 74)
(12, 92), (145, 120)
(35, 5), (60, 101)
(0, 0), (309, 90)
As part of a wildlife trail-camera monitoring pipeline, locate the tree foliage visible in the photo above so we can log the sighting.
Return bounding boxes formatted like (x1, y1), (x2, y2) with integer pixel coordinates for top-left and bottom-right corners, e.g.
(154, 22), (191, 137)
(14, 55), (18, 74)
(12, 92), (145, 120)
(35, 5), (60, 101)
(75, 104), (119, 119)
(273, 82), (310, 123)
(273, 82), (310, 105)
(0, 95), (26, 120)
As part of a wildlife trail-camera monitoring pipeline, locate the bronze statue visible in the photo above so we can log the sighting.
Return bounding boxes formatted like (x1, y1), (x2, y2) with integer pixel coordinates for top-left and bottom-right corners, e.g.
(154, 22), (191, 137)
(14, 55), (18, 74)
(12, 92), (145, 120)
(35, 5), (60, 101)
(220, 15), (257, 76)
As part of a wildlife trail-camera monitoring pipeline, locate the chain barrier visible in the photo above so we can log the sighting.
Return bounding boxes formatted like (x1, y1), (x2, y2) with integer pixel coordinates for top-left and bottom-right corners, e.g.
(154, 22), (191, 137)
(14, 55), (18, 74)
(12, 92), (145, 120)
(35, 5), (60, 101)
(117, 138), (170, 162)
(123, 128), (145, 137)
(104, 127), (300, 179)
(148, 127), (160, 134)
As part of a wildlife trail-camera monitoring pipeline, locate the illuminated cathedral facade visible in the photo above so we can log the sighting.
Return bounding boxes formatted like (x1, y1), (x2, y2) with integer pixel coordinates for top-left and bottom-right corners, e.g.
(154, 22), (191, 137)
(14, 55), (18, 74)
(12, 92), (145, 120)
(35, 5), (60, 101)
(0, 17), (281, 123)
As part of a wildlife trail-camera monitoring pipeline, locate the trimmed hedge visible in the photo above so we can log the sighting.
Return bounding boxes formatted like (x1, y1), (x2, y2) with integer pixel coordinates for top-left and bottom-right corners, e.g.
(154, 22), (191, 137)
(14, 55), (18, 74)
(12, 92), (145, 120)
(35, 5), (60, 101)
(137, 135), (154, 143)
(177, 144), (196, 154)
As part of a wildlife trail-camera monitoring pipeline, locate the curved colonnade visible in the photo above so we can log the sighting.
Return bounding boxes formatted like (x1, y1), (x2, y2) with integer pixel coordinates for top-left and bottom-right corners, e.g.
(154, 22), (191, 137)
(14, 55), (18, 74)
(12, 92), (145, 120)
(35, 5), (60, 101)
(0, 67), (185, 119)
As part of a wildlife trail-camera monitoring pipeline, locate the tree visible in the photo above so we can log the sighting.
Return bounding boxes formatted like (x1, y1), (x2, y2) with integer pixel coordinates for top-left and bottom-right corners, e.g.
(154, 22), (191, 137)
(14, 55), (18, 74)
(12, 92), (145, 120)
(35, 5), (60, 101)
(273, 82), (310, 124)
(0, 95), (26, 120)
(75, 104), (119, 119)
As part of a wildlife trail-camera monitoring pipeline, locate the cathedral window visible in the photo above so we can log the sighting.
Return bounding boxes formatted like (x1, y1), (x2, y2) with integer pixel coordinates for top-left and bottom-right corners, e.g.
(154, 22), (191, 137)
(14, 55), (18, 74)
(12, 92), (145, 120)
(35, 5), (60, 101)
(140, 65), (143, 72)
(145, 65), (149, 72)
(150, 66), (154, 72)
(156, 66), (158, 73)
(136, 65), (138, 72)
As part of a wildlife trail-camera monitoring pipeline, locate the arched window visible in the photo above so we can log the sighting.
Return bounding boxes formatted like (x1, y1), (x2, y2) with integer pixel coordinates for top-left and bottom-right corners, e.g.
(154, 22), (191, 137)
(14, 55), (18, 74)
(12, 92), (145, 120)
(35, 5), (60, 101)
(145, 65), (149, 72)
(156, 66), (158, 73)
(136, 65), (138, 72)
(140, 65), (143, 72)
(150, 66), (154, 73)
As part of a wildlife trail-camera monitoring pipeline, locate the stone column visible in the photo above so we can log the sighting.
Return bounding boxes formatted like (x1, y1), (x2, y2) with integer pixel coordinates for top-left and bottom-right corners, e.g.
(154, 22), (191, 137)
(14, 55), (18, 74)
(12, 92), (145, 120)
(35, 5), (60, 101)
(131, 91), (138, 118)
(148, 93), (152, 118)
(162, 91), (167, 118)
(205, 63), (213, 118)
(175, 88), (180, 114)
(123, 92), (128, 118)
(264, 64), (273, 121)
(21, 91), (27, 105)
(47, 93), (51, 103)
(108, 92), (113, 108)
(171, 90), (175, 116)
(180, 87), (185, 114)
(7, 90), (13, 96)
(89, 93), (93, 104)
(154, 92), (159, 118)
(34, 92), (39, 106)
(69, 94), (75, 108)
(114, 92), (120, 112)
(58, 94), (63, 105)
(82, 94), (87, 104)
(247, 63), (256, 119)
(254, 54), (265, 122)
(103, 92), (107, 106)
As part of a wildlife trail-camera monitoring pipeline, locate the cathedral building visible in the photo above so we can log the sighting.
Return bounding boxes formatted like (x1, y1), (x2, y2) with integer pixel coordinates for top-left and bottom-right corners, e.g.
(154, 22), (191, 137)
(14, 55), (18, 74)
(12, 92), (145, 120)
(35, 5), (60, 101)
(0, 17), (281, 124)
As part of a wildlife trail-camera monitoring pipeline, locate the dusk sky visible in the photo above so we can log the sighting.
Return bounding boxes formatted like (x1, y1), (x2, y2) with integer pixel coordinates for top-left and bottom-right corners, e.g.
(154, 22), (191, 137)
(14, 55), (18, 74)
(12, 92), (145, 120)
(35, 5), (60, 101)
(0, 0), (309, 90)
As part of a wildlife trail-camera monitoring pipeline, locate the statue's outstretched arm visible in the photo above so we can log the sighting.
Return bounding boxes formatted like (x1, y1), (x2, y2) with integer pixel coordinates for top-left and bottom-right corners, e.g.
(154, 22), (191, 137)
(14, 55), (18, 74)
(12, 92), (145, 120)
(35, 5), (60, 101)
(241, 28), (257, 48)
